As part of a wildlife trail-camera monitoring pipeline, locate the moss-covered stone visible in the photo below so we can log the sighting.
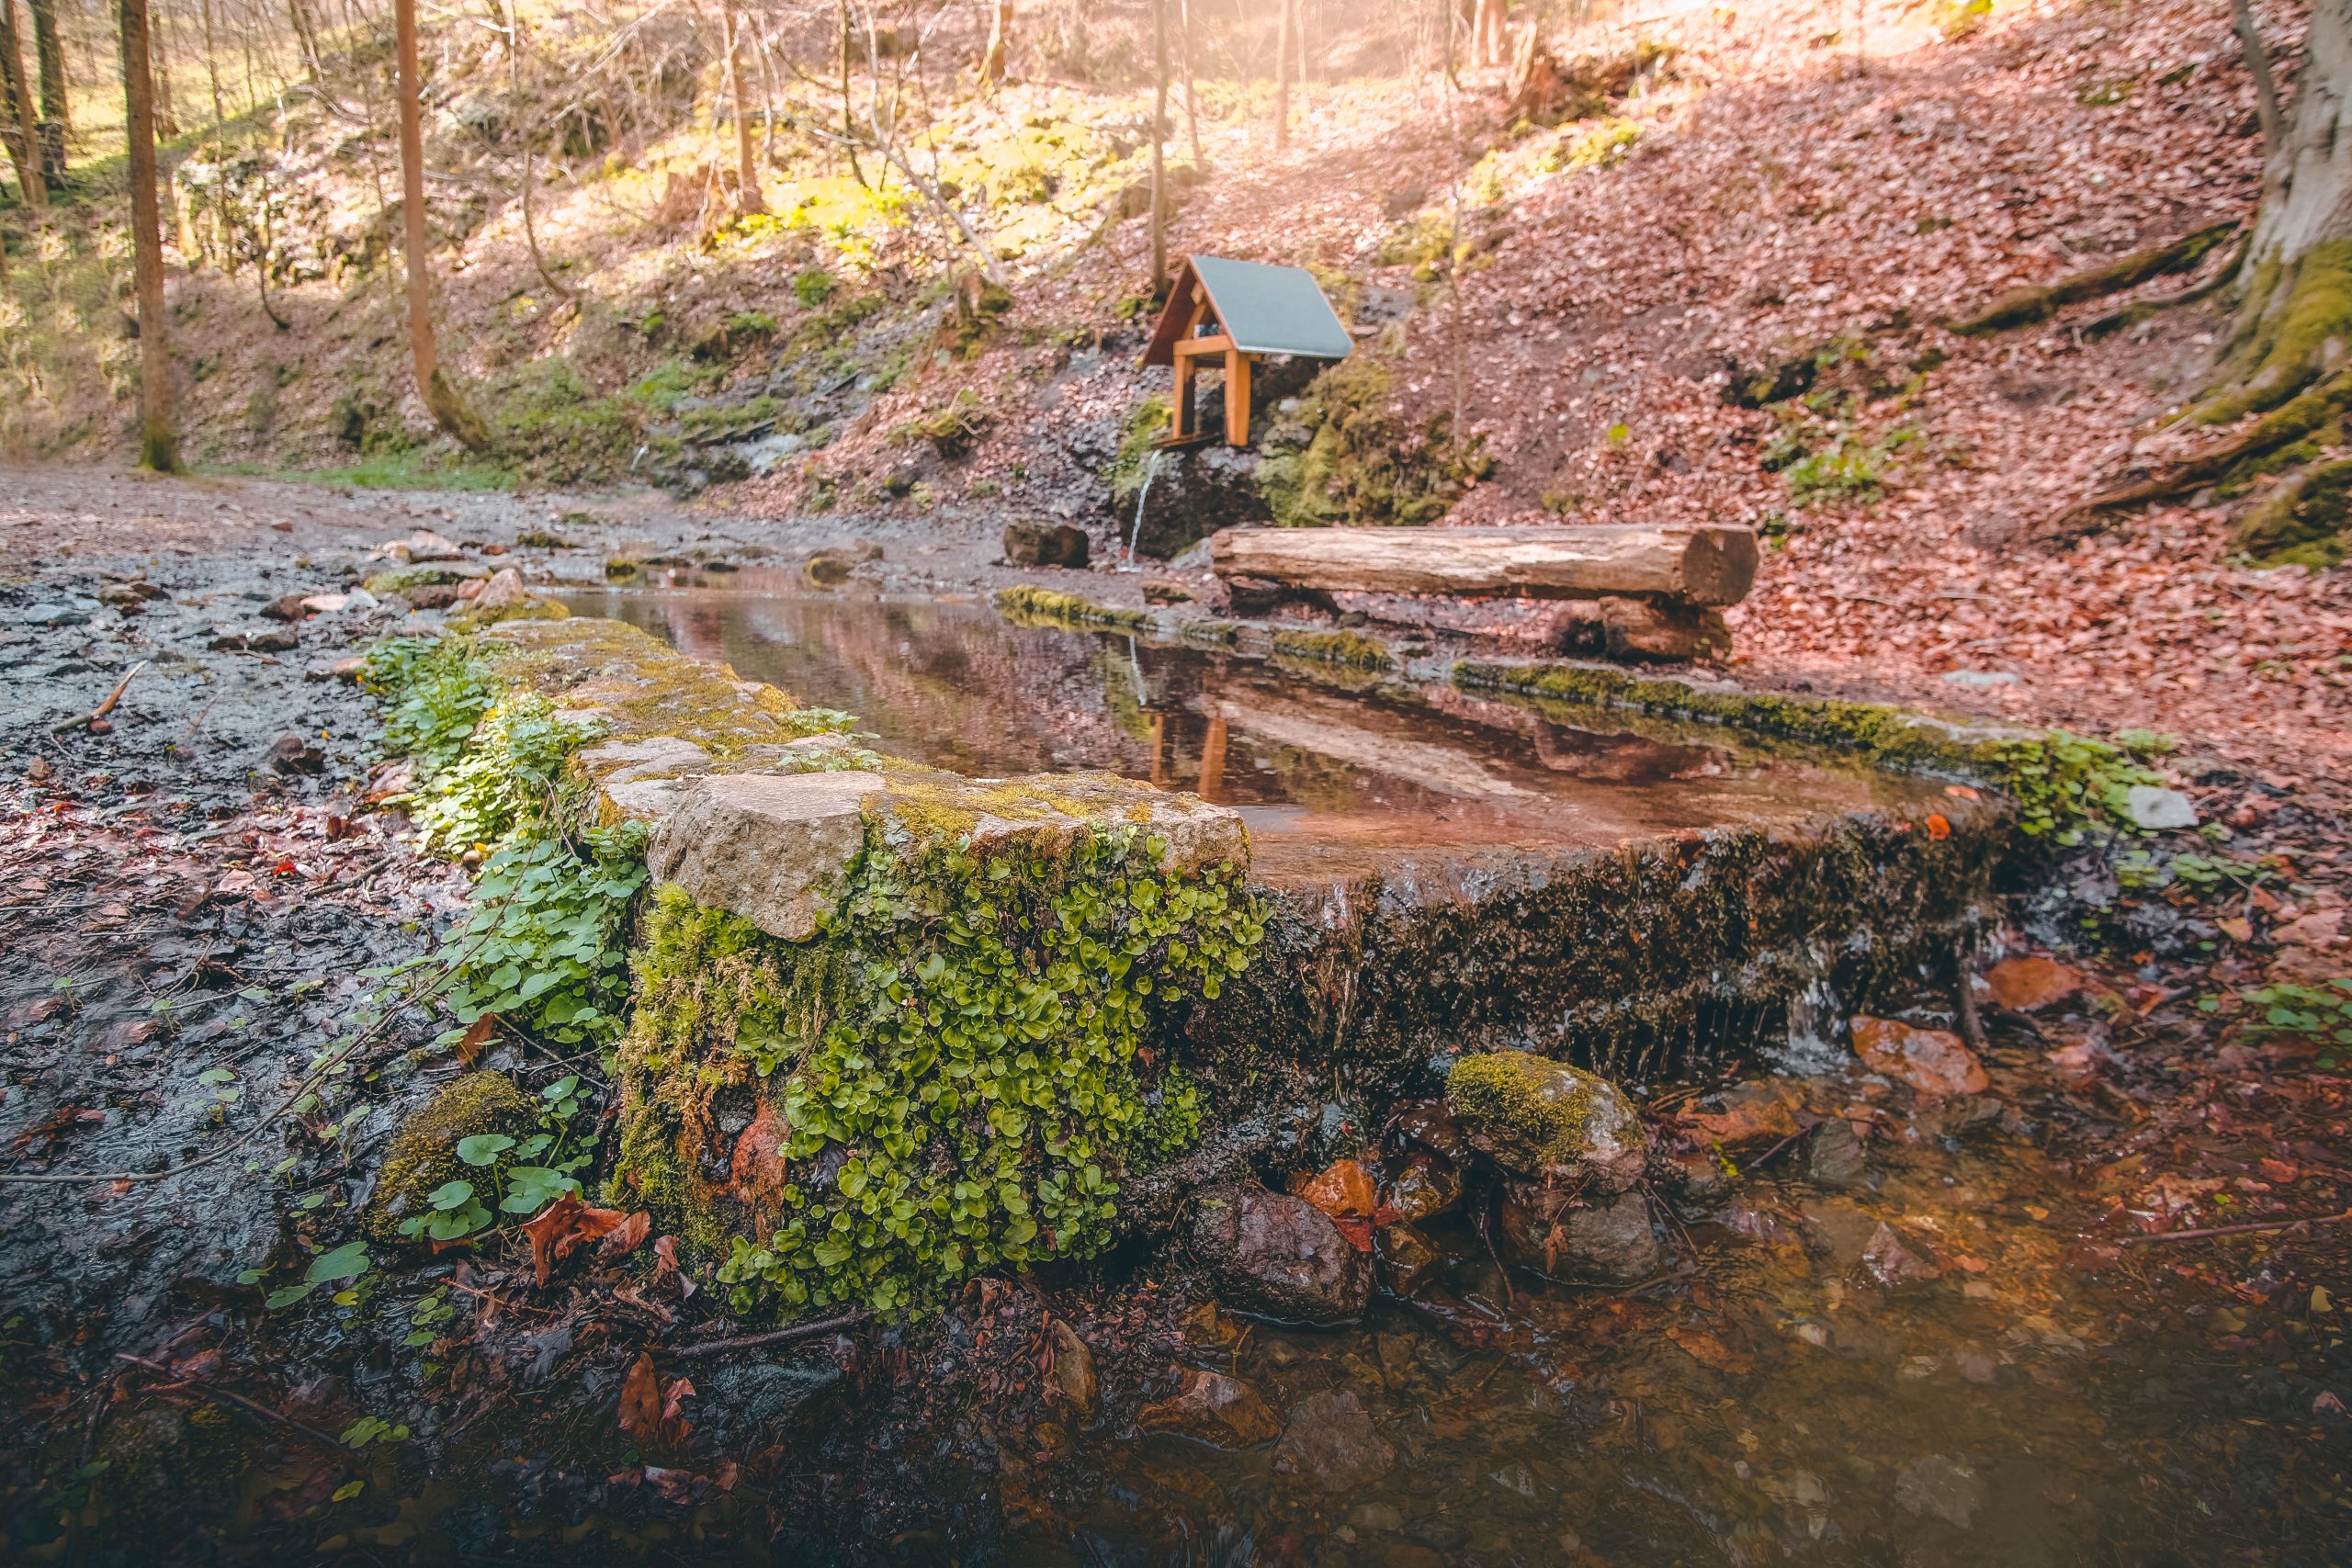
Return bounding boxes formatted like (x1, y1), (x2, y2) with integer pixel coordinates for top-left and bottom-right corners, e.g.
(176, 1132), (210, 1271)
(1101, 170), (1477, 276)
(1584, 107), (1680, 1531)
(368, 1071), (537, 1244)
(364, 562), (476, 594)
(1255, 358), (1488, 529)
(993, 584), (1151, 631)
(1270, 628), (1395, 671)
(1444, 1050), (1646, 1190)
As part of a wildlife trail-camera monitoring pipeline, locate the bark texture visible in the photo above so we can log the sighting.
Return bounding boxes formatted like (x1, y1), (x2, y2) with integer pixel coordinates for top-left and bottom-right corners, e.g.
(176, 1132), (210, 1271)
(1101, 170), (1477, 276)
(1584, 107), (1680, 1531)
(119, 0), (176, 470)
(1210, 525), (1760, 605)
(393, 0), (491, 453)
(1, 0), (42, 209)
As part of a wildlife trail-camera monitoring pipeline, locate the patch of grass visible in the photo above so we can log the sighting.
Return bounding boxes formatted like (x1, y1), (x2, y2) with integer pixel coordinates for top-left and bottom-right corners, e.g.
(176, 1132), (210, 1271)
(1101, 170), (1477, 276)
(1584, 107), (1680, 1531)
(214, 452), (516, 491)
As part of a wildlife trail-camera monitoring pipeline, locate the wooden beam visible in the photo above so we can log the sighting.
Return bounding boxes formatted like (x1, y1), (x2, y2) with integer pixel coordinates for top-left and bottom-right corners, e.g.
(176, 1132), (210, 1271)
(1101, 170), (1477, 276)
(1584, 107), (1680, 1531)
(1210, 525), (1759, 606)
(1171, 352), (1194, 438)
(1172, 333), (1234, 359)
(1225, 348), (1251, 446)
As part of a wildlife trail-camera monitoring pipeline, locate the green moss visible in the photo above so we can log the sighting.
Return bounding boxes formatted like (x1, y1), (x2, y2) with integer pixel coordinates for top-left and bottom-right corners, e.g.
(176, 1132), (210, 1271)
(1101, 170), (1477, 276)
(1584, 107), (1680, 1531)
(1256, 358), (1487, 528)
(993, 585), (1151, 631)
(895, 389), (991, 457)
(2237, 459), (2352, 566)
(364, 563), (472, 594)
(1106, 396), (1171, 512)
(1444, 1050), (1623, 1170)
(368, 1072), (537, 1244)
(2197, 240), (2352, 424)
(1270, 628), (1395, 671)
(1453, 660), (2164, 845)
(618, 815), (1264, 1320)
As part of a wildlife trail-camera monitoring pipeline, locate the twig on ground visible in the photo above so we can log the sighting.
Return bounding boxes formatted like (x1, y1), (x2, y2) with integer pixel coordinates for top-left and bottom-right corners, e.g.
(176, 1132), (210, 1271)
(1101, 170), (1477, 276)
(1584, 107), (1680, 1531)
(668, 1311), (869, 1359)
(2119, 1208), (2352, 1247)
(51, 661), (149, 736)
(114, 1353), (360, 1464)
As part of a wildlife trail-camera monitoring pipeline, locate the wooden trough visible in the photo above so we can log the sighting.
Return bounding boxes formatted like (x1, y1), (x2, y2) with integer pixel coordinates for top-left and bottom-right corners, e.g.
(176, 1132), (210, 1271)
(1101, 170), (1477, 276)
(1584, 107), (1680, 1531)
(1209, 524), (1761, 660)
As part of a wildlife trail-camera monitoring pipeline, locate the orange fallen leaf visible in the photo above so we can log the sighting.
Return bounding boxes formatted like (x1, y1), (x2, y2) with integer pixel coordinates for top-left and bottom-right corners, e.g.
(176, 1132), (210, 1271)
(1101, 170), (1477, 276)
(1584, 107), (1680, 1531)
(1851, 1015), (1988, 1097)
(1943, 784), (1980, 801)
(599, 1210), (652, 1262)
(1985, 955), (2085, 1012)
(521, 1191), (628, 1286)
(618, 1350), (663, 1439)
(1926, 814), (1951, 841)
(454, 1015), (495, 1068)
(1297, 1157), (1377, 1220)
(1667, 1323), (1755, 1374)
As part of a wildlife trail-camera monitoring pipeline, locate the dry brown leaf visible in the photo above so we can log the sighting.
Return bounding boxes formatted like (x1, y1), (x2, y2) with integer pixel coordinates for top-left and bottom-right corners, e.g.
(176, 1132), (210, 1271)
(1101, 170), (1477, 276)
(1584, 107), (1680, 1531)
(521, 1191), (629, 1287)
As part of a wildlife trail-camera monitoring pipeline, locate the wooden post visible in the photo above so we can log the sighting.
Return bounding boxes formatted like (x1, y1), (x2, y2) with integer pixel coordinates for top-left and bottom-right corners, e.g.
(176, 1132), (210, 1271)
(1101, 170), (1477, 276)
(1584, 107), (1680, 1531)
(1197, 715), (1228, 803)
(1223, 348), (1250, 446)
(1171, 352), (1193, 439)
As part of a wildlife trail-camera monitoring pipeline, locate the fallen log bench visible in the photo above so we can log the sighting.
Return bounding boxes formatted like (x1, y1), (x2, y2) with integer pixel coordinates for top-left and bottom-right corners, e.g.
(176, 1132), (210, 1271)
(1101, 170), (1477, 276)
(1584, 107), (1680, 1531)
(1208, 524), (1759, 660)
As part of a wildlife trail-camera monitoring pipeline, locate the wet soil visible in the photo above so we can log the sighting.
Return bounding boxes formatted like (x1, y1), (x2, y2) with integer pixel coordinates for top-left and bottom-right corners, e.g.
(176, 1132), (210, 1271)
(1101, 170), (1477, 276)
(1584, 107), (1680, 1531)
(1, 468), (2346, 1565)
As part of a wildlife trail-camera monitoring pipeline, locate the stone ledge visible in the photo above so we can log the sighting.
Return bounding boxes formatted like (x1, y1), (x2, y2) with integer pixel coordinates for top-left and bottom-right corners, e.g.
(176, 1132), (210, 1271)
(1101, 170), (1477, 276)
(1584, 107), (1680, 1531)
(479, 615), (1251, 942)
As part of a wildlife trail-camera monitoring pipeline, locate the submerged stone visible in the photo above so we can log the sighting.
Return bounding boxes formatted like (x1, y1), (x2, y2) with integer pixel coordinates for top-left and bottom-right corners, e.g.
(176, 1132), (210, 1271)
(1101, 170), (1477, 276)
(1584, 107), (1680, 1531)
(1497, 1184), (1662, 1284)
(1444, 1050), (1647, 1191)
(1136, 1368), (1281, 1448)
(1851, 1016), (1988, 1097)
(1274, 1388), (1397, 1493)
(1186, 1184), (1370, 1324)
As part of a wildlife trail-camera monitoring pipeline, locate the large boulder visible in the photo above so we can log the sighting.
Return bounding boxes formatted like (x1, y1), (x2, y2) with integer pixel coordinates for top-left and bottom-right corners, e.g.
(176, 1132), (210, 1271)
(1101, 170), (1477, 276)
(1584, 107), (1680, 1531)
(1186, 1184), (1371, 1325)
(1125, 444), (1270, 559)
(1003, 519), (1090, 568)
(1443, 1050), (1648, 1191)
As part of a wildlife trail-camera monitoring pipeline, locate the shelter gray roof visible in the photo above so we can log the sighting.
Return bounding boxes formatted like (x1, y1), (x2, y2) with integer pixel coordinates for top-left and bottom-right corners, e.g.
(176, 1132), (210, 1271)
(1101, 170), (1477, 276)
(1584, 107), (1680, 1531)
(1143, 255), (1355, 367)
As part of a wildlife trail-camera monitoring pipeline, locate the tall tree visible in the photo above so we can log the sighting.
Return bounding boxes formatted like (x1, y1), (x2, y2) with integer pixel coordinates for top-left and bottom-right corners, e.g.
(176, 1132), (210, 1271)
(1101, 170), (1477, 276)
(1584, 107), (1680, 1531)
(1148, 0), (1166, 290)
(119, 0), (176, 469)
(1, 0), (43, 209)
(393, 0), (491, 450)
(1272, 0), (1294, 152)
(723, 0), (763, 212)
(28, 0), (61, 178)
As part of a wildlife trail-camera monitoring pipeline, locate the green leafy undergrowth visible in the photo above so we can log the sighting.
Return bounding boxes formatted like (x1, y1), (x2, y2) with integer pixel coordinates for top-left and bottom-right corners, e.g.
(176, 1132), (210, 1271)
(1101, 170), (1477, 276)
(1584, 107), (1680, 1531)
(615, 825), (1264, 1319)
(440, 826), (650, 1051)
(399, 1078), (599, 1243)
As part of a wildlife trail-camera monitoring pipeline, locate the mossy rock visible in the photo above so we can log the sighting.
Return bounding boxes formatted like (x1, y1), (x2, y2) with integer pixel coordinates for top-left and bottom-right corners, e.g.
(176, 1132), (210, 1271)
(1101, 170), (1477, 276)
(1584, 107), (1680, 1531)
(368, 1071), (537, 1244)
(1443, 1050), (1647, 1190)
(365, 563), (475, 594)
(2237, 458), (2352, 567)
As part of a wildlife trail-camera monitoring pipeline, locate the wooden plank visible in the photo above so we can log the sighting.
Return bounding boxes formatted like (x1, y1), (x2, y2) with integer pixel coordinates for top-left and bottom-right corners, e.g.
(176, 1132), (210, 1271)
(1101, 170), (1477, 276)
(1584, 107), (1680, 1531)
(1225, 349), (1251, 446)
(1209, 525), (1759, 606)
(1172, 333), (1235, 359)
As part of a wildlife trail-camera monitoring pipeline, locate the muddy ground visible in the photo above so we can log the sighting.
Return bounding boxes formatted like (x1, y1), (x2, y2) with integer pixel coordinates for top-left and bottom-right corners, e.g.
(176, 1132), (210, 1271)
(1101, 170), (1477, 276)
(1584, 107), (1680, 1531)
(2, 468), (2349, 1565)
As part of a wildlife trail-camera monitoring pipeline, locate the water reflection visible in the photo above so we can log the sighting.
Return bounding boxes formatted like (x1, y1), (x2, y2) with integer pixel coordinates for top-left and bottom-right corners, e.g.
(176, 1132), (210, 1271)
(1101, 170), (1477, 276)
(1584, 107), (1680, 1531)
(559, 589), (1927, 885)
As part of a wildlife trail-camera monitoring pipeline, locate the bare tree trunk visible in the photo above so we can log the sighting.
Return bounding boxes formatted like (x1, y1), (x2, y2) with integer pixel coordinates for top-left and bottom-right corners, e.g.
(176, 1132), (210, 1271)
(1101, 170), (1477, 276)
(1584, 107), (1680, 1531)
(28, 0), (60, 181)
(394, 0), (491, 451)
(1, 0), (43, 209)
(976, 0), (1009, 86)
(2234, 0), (2283, 157)
(1180, 0), (1200, 168)
(1149, 0), (1166, 290)
(1473, 0), (1504, 65)
(835, 0), (865, 186)
(498, 0), (566, 296)
(120, 0), (178, 470)
(1272, 0), (1292, 152)
(724, 0), (762, 211)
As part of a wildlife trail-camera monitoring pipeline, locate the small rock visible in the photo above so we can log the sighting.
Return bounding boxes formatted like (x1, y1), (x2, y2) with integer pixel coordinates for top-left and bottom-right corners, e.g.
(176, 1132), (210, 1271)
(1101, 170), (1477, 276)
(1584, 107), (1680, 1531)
(1045, 1319), (1097, 1419)
(206, 630), (249, 651)
(1806, 1119), (1868, 1189)
(1894, 1453), (1984, 1529)
(1984, 955), (2083, 1012)
(1382, 1154), (1462, 1223)
(24, 603), (89, 627)
(803, 553), (856, 587)
(1445, 1050), (1647, 1190)
(1940, 669), (2018, 687)
(1002, 520), (1091, 569)
(1850, 1015), (1988, 1097)
(470, 566), (530, 613)
(299, 592), (350, 615)
(258, 593), (314, 622)
(2123, 784), (2198, 830)
(1136, 1368), (1281, 1448)
(1676, 1077), (1806, 1149)
(1142, 577), (1200, 605)
(1861, 1222), (1941, 1286)
(1498, 1185), (1662, 1284)
(245, 626), (300, 654)
(266, 735), (327, 774)
(1376, 1221), (1443, 1297)
(1187, 1184), (1370, 1324)
(1274, 1389), (1396, 1493)
(401, 584), (464, 610)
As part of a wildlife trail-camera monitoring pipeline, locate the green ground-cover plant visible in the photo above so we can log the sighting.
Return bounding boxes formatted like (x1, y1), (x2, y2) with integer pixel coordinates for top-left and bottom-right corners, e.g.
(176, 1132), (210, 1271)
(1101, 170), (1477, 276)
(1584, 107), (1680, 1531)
(617, 820), (1263, 1319)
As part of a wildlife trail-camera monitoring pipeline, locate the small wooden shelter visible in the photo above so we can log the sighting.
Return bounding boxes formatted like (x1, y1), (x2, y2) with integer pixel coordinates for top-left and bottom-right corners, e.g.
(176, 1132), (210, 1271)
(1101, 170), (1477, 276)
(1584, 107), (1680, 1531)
(1143, 255), (1353, 448)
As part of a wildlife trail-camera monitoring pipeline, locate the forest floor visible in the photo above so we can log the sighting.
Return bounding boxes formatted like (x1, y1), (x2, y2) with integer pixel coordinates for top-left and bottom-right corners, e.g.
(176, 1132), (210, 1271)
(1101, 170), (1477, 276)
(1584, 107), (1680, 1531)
(0, 465), (2348, 1562)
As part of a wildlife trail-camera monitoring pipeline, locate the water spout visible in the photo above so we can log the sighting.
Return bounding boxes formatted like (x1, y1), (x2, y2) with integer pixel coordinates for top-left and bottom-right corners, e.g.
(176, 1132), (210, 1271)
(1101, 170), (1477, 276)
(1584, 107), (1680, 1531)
(1121, 450), (1164, 572)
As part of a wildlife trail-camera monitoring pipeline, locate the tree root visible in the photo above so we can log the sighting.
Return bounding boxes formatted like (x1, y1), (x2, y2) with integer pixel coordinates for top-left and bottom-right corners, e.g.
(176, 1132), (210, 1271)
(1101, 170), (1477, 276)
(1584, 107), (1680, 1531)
(2041, 367), (2352, 536)
(1950, 220), (2241, 336)
(2078, 231), (2250, 340)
